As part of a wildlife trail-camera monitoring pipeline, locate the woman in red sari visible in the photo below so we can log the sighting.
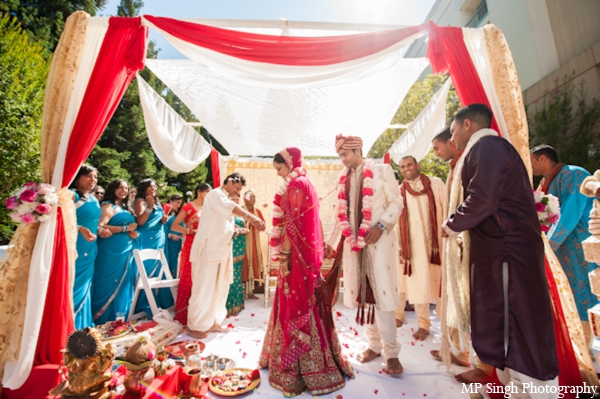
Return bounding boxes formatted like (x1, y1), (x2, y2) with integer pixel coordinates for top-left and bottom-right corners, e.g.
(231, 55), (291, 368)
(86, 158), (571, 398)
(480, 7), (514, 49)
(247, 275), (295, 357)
(259, 147), (353, 397)
(170, 183), (212, 328)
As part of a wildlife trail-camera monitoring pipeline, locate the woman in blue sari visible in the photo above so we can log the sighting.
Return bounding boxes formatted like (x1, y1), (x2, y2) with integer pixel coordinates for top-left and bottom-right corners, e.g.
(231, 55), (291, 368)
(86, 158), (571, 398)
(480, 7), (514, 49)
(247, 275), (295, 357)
(70, 165), (103, 329)
(92, 179), (139, 324)
(134, 179), (171, 315)
(163, 194), (184, 278)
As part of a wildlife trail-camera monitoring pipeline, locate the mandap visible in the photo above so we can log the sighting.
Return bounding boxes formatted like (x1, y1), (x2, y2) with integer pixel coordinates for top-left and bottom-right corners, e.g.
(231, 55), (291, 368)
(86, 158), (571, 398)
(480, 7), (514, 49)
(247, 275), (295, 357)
(0, 11), (595, 397)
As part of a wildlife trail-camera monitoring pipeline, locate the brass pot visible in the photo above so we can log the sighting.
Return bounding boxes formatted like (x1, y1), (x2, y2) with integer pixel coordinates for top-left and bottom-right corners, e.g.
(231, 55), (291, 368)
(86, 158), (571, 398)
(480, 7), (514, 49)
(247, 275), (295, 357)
(184, 343), (201, 360)
(182, 367), (203, 396)
(123, 367), (155, 396)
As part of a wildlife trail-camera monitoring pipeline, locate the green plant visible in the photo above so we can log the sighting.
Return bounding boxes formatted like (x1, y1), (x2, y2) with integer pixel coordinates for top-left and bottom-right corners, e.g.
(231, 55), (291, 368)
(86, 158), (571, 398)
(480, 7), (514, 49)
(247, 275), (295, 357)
(0, 14), (48, 243)
(528, 76), (600, 173)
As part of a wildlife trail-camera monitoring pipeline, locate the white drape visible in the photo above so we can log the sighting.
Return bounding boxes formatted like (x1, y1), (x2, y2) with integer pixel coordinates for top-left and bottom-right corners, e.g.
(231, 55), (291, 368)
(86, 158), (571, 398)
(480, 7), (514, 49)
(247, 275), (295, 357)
(389, 78), (452, 163)
(145, 58), (428, 157)
(137, 74), (212, 173)
(462, 28), (511, 143)
(143, 17), (426, 89)
(2, 17), (109, 390)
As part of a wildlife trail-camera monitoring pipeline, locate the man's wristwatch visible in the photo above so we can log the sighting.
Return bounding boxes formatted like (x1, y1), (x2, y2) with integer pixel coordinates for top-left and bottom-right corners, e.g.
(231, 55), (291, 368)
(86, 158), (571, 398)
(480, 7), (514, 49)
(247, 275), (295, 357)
(378, 222), (386, 232)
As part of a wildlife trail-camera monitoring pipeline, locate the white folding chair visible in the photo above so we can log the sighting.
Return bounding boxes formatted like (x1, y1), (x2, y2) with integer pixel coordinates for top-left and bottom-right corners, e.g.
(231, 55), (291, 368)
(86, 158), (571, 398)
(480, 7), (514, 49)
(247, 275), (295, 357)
(128, 249), (179, 321)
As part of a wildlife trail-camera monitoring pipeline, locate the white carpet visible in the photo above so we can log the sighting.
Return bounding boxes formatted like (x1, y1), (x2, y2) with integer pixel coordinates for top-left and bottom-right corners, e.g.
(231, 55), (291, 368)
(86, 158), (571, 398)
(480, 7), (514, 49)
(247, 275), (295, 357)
(172, 292), (473, 398)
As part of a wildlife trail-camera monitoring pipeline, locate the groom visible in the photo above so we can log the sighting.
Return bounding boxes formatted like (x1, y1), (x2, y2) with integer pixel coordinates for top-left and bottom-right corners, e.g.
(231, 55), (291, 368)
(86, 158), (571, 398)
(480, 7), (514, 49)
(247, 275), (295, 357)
(327, 134), (404, 375)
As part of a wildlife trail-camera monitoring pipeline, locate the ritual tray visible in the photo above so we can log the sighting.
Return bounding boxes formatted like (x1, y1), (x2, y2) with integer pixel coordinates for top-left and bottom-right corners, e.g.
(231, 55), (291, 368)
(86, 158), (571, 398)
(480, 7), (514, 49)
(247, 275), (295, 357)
(209, 368), (260, 397)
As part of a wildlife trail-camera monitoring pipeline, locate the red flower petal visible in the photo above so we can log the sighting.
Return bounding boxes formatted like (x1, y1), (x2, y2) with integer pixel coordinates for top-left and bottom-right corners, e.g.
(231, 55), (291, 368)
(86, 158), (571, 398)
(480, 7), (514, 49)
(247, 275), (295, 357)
(336, 311), (342, 317)
(374, 389), (379, 394)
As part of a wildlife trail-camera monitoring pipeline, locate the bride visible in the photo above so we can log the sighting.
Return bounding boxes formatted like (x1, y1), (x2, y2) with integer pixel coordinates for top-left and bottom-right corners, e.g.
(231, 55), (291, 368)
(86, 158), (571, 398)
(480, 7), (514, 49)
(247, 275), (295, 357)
(259, 147), (353, 397)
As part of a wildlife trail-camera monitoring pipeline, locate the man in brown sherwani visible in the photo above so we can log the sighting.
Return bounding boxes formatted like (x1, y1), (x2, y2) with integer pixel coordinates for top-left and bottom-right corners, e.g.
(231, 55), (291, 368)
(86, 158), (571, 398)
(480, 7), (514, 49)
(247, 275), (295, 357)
(442, 104), (558, 391)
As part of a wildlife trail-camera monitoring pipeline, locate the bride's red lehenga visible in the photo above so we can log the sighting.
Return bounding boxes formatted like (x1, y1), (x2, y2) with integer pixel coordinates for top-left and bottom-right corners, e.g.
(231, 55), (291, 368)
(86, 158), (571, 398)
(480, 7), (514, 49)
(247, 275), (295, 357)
(259, 147), (353, 397)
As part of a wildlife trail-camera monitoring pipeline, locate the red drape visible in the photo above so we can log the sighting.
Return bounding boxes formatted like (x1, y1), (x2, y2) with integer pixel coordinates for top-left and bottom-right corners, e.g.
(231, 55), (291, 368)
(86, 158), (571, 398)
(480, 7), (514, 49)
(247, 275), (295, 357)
(425, 21), (499, 133)
(35, 209), (73, 365)
(34, 16), (147, 375)
(144, 15), (425, 66)
(545, 258), (583, 397)
(383, 152), (391, 164)
(62, 17), (148, 185)
(211, 148), (221, 188)
(427, 22), (580, 390)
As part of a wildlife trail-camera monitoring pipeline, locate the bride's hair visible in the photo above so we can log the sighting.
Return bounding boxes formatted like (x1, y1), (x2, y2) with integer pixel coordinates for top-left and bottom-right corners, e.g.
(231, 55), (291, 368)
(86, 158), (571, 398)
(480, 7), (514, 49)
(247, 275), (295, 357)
(273, 153), (285, 164)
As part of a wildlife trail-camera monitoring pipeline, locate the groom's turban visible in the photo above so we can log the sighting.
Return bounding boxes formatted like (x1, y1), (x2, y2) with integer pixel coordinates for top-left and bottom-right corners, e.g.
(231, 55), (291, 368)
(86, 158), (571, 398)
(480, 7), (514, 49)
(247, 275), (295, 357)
(335, 134), (363, 153)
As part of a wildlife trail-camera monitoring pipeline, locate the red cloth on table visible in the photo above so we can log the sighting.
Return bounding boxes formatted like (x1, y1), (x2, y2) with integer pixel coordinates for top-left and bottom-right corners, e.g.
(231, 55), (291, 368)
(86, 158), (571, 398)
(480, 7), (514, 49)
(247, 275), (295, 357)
(111, 366), (208, 399)
(144, 15), (425, 66)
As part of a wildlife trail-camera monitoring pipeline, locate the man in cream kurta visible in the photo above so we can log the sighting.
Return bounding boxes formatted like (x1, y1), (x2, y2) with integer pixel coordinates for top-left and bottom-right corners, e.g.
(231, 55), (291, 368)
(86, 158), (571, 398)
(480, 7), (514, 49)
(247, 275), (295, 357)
(187, 173), (265, 337)
(395, 156), (447, 341)
(327, 134), (404, 375)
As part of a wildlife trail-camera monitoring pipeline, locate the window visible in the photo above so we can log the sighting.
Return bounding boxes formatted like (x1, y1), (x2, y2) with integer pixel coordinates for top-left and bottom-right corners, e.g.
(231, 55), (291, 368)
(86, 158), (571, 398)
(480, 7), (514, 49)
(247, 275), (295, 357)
(466, 0), (488, 28)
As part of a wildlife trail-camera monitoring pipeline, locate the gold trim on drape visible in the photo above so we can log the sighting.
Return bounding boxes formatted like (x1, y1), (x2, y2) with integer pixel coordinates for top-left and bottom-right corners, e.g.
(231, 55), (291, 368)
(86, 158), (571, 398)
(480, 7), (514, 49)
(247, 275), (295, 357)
(41, 11), (89, 182)
(483, 25), (533, 182)
(0, 11), (88, 381)
(484, 25), (598, 386)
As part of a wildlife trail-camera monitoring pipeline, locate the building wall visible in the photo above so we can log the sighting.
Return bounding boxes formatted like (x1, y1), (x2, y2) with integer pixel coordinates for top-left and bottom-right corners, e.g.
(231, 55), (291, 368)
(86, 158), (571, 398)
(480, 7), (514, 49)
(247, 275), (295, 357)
(405, 0), (600, 108)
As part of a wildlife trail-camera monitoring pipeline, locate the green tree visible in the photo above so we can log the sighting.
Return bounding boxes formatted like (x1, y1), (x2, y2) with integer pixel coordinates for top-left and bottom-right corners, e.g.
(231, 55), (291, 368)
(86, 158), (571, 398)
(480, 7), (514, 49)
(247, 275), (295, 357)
(117, 0), (143, 17)
(528, 76), (600, 173)
(0, 14), (48, 243)
(0, 0), (106, 52)
(88, 0), (209, 199)
(369, 74), (460, 181)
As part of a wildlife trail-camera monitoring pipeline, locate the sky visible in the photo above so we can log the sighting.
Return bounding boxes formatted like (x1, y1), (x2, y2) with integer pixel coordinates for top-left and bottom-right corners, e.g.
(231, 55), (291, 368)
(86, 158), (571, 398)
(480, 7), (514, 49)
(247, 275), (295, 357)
(100, 0), (436, 58)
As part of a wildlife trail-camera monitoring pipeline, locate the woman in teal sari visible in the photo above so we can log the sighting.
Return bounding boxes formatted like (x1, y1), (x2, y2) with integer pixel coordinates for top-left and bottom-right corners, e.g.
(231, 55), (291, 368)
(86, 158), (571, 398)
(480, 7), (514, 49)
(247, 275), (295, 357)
(226, 193), (248, 316)
(70, 165), (103, 329)
(163, 194), (184, 278)
(134, 179), (171, 315)
(92, 179), (139, 324)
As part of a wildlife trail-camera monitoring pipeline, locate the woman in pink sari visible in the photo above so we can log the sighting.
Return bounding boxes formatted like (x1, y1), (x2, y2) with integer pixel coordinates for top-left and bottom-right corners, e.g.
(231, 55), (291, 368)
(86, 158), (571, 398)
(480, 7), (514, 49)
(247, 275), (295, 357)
(259, 147), (353, 397)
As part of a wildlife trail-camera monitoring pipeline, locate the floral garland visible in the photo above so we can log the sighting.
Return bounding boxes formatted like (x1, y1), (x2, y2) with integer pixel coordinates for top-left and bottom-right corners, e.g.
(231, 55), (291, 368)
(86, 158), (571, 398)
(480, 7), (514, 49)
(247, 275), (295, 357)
(269, 167), (307, 264)
(533, 189), (560, 232)
(5, 182), (58, 224)
(337, 161), (374, 252)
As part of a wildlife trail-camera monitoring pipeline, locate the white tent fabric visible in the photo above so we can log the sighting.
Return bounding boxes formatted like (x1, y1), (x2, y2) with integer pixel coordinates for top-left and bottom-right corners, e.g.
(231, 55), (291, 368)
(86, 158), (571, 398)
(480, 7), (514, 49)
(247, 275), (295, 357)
(388, 78), (451, 163)
(143, 17), (426, 89)
(145, 58), (428, 157)
(2, 17), (110, 389)
(137, 74), (212, 173)
(462, 28), (510, 143)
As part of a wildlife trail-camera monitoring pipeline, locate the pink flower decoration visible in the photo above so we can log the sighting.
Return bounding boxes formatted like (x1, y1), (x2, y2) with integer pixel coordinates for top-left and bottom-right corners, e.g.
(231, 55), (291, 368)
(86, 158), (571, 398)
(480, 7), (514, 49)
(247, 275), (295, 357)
(541, 224), (550, 232)
(362, 169), (374, 179)
(37, 183), (54, 195)
(5, 196), (18, 210)
(548, 214), (559, 224)
(20, 189), (38, 203)
(362, 187), (373, 196)
(23, 182), (38, 189)
(148, 348), (155, 360)
(10, 213), (22, 223)
(535, 202), (546, 212)
(35, 203), (52, 215)
(21, 213), (35, 224)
